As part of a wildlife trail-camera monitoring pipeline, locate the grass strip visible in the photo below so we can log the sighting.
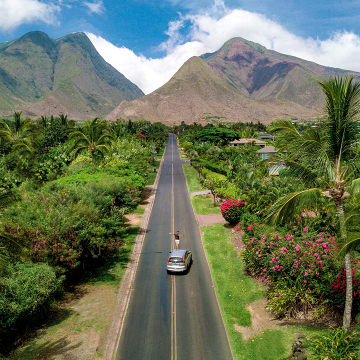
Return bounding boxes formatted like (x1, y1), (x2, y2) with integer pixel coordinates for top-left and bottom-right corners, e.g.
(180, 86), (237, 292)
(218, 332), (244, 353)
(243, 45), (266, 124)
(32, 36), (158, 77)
(191, 195), (220, 215)
(182, 164), (203, 192)
(201, 223), (322, 359)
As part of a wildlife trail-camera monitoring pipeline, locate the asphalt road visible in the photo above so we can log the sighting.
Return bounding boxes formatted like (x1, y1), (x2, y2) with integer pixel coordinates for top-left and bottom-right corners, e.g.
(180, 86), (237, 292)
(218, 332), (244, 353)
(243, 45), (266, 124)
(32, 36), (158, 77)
(116, 135), (232, 360)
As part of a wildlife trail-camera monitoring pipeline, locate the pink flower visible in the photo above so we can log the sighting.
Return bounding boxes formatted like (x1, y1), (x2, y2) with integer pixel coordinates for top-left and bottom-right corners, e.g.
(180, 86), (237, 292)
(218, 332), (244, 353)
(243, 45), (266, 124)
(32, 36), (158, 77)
(302, 227), (308, 232)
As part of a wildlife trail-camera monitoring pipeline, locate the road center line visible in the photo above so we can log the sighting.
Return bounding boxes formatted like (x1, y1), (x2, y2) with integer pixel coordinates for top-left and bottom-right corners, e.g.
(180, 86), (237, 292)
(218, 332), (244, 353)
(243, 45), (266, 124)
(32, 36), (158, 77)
(170, 137), (177, 360)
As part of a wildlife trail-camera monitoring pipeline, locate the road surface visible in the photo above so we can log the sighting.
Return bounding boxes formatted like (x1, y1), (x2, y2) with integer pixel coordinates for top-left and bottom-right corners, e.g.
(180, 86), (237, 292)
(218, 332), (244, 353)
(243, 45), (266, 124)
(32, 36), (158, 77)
(116, 134), (232, 360)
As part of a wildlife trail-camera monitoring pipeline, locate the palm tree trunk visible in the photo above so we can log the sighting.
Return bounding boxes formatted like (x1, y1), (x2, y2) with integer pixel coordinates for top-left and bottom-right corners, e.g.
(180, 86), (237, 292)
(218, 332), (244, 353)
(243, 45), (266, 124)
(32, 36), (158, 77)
(335, 201), (353, 329)
(344, 252), (353, 329)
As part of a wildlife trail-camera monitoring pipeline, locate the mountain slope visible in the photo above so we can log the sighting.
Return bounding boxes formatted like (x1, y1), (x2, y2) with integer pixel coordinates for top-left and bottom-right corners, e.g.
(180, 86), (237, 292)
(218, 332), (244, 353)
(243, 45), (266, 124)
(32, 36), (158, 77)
(106, 56), (316, 124)
(202, 37), (360, 108)
(0, 31), (143, 119)
(107, 38), (360, 124)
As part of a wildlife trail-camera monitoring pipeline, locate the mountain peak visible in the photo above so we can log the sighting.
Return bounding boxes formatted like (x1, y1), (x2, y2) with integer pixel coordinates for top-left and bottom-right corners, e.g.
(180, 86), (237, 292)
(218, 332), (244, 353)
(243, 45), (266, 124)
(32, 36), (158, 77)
(201, 37), (267, 61)
(0, 30), (143, 119)
(14, 31), (55, 50)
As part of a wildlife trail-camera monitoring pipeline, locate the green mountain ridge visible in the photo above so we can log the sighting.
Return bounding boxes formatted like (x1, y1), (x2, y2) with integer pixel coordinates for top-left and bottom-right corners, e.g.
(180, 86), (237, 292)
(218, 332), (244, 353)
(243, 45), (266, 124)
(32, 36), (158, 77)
(0, 31), (143, 119)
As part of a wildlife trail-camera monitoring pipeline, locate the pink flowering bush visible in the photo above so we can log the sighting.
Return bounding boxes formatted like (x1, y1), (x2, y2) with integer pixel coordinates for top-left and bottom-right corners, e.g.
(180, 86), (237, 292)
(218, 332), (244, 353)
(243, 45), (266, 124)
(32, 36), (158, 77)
(241, 224), (356, 317)
(243, 224), (339, 289)
(220, 198), (245, 225)
(326, 258), (360, 313)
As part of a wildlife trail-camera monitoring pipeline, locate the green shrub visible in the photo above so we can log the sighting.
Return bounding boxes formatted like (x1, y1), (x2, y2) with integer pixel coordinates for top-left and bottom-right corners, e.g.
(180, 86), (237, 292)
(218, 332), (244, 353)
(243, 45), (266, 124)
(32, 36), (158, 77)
(307, 327), (360, 360)
(240, 211), (260, 229)
(1, 175), (133, 275)
(0, 262), (61, 348)
(266, 281), (318, 318)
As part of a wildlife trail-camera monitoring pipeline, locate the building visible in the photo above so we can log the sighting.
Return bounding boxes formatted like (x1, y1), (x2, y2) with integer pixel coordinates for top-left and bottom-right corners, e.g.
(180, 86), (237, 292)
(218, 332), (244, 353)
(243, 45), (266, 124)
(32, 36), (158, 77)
(258, 133), (275, 141)
(257, 145), (287, 175)
(229, 138), (266, 147)
(256, 145), (277, 160)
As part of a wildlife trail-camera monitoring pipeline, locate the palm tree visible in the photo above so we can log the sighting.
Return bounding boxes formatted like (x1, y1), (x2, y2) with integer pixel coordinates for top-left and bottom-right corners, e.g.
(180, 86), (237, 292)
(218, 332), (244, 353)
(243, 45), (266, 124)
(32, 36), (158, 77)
(0, 112), (38, 157)
(0, 112), (33, 141)
(267, 76), (360, 329)
(69, 117), (113, 161)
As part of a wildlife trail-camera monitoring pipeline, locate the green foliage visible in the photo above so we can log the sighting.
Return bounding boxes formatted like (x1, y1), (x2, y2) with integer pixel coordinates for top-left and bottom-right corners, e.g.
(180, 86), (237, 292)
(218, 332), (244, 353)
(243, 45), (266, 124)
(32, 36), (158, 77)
(240, 211), (260, 229)
(31, 143), (74, 182)
(307, 327), (360, 360)
(194, 126), (238, 145)
(266, 281), (318, 318)
(37, 115), (73, 150)
(69, 118), (113, 161)
(0, 262), (61, 347)
(1, 170), (142, 275)
(102, 136), (157, 175)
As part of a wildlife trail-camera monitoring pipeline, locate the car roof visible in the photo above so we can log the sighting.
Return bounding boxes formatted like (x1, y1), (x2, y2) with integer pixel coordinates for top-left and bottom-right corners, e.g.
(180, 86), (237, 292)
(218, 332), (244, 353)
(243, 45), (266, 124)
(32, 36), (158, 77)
(169, 249), (187, 257)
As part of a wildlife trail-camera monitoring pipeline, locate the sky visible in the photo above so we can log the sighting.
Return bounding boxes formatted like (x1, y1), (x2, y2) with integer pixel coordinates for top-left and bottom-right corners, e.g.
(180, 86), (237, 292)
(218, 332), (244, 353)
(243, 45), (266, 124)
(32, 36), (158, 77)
(1, 0), (360, 94)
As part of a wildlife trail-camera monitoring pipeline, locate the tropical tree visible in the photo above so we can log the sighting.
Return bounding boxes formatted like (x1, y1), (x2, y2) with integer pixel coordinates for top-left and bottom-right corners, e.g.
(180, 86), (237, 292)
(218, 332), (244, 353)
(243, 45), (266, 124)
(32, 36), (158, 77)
(267, 76), (360, 329)
(0, 112), (38, 157)
(69, 118), (113, 161)
(0, 112), (34, 142)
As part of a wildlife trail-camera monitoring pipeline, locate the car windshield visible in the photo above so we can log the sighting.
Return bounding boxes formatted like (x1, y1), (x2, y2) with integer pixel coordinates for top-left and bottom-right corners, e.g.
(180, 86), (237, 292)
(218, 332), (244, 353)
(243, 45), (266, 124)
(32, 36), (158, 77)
(169, 257), (183, 264)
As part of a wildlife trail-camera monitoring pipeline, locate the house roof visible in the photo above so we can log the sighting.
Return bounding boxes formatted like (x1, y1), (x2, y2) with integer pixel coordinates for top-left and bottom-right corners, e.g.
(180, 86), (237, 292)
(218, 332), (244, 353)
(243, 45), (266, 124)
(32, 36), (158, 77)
(229, 138), (266, 145)
(257, 145), (277, 154)
(259, 133), (274, 140)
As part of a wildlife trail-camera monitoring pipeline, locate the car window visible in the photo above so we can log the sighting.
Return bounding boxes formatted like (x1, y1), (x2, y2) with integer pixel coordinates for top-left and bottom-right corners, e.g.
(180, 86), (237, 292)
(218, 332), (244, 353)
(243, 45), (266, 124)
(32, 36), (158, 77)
(169, 257), (182, 264)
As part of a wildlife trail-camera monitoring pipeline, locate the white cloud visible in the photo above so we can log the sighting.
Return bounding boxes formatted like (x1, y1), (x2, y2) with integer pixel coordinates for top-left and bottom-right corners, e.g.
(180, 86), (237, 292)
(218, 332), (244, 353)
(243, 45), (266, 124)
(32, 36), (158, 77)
(83, 0), (104, 14)
(88, 4), (360, 94)
(0, 0), (60, 30)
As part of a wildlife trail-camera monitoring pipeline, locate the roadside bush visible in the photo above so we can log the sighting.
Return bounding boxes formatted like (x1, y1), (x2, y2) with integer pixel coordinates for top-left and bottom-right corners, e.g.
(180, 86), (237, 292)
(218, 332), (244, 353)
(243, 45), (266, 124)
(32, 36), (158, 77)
(1, 174), (135, 275)
(214, 183), (243, 201)
(240, 211), (259, 229)
(0, 262), (61, 349)
(307, 327), (360, 360)
(31, 143), (74, 182)
(266, 281), (318, 318)
(220, 199), (245, 225)
(242, 225), (346, 317)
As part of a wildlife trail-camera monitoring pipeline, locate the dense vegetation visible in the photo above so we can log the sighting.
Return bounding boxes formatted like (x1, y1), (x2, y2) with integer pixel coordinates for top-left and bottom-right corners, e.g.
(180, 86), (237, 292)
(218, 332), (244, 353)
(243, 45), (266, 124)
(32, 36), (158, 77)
(0, 114), (168, 353)
(175, 77), (360, 357)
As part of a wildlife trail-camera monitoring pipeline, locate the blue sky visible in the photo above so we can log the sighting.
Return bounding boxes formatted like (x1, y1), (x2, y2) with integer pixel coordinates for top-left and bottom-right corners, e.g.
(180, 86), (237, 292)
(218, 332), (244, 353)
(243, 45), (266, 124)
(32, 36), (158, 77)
(1, 0), (360, 56)
(1, 0), (360, 93)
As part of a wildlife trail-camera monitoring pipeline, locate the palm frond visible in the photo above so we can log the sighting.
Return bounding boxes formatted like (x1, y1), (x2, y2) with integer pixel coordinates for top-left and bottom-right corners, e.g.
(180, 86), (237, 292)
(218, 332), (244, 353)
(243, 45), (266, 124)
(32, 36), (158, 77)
(319, 76), (360, 162)
(349, 178), (360, 196)
(267, 188), (322, 225)
(338, 233), (360, 255)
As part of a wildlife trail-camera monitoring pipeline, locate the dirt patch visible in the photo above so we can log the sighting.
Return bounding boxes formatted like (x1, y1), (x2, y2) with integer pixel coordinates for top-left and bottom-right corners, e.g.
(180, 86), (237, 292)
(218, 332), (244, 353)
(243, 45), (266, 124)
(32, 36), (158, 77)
(234, 299), (282, 340)
(125, 213), (143, 227)
(231, 229), (246, 256)
(196, 214), (226, 226)
(11, 284), (118, 360)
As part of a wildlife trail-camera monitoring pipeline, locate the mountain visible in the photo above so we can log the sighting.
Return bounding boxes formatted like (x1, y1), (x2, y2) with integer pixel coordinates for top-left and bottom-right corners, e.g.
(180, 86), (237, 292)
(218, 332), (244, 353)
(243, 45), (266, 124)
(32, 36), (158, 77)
(0, 31), (143, 119)
(106, 38), (360, 124)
